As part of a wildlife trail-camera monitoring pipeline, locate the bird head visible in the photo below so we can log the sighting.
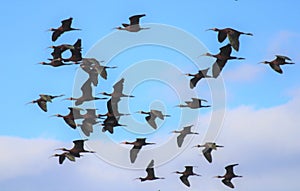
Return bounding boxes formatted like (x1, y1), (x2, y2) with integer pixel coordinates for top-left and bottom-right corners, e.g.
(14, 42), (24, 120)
(213, 175), (223, 178)
(192, 144), (202, 148)
(50, 114), (62, 118)
(26, 100), (36, 105)
(114, 26), (123, 30)
(200, 52), (213, 57)
(258, 61), (269, 64)
(205, 28), (218, 32)
(55, 147), (68, 152)
(62, 97), (74, 101)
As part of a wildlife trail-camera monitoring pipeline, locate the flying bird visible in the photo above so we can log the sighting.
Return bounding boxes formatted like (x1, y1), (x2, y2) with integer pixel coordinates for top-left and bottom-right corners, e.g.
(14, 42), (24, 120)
(121, 138), (155, 163)
(259, 55), (294, 74)
(39, 58), (74, 67)
(27, 94), (64, 112)
(49, 38), (82, 60)
(136, 109), (170, 129)
(49, 17), (81, 41)
(193, 142), (223, 163)
(81, 58), (117, 80)
(135, 160), (164, 182)
(170, 125), (198, 147)
(206, 27), (253, 51)
(51, 152), (76, 164)
(176, 98), (211, 109)
(173, 166), (200, 187)
(55, 139), (95, 158)
(98, 78), (134, 98)
(185, 68), (211, 89)
(51, 107), (83, 129)
(214, 164), (242, 188)
(115, 14), (149, 32)
(63, 78), (107, 106)
(201, 44), (245, 78)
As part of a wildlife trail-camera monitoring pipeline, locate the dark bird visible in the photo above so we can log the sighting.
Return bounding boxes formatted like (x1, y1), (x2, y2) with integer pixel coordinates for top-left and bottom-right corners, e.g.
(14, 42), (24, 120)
(193, 142), (224, 163)
(51, 107), (83, 129)
(206, 27), (253, 51)
(173, 166), (200, 187)
(39, 58), (73, 67)
(56, 139), (95, 158)
(185, 68), (211, 89)
(81, 58), (117, 80)
(115, 14), (149, 32)
(135, 160), (164, 182)
(136, 110), (170, 129)
(214, 164), (242, 188)
(49, 38), (82, 60)
(51, 152), (75, 164)
(98, 78), (134, 98)
(259, 55), (295, 74)
(63, 78), (107, 106)
(201, 44), (245, 78)
(27, 94), (64, 112)
(100, 114), (126, 134)
(176, 98), (211, 109)
(77, 109), (100, 136)
(106, 97), (130, 121)
(170, 125), (198, 147)
(49, 17), (81, 41)
(121, 138), (155, 163)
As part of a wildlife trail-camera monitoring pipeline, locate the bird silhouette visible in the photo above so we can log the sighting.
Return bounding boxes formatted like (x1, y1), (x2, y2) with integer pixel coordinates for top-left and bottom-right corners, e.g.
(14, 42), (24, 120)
(136, 110), (170, 129)
(115, 14), (149, 32)
(81, 58), (117, 80)
(135, 160), (164, 181)
(51, 107), (83, 129)
(206, 27), (253, 51)
(170, 125), (198, 147)
(27, 94), (64, 112)
(63, 78), (107, 106)
(176, 98), (211, 109)
(173, 166), (200, 187)
(39, 58), (74, 67)
(49, 17), (81, 41)
(98, 78), (134, 98)
(193, 142), (223, 163)
(121, 138), (155, 163)
(51, 152), (76, 164)
(259, 55), (294, 74)
(55, 139), (95, 158)
(201, 44), (245, 78)
(185, 68), (211, 89)
(214, 164), (242, 188)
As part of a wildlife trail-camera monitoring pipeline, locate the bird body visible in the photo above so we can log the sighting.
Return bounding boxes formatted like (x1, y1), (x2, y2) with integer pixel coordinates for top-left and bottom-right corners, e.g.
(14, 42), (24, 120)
(185, 68), (211, 89)
(207, 27), (253, 51)
(39, 58), (73, 67)
(52, 107), (83, 129)
(137, 110), (170, 129)
(51, 152), (75, 164)
(116, 14), (149, 32)
(136, 160), (164, 182)
(260, 55), (294, 74)
(81, 58), (117, 80)
(202, 44), (245, 78)
(121, 138), (155, 163)
(177, 98), (210, 109)
(56, 139), (95, 158)
(98, 78), (134, 98)
(215, 164), (242, 188)
(64, 78), (107, 106)
(174, 166), (200, 187)
(194, 142), (223, 163)
(49, 17), (81, 41)
(171, 125), (198, 147)
(27, 94), (64, 112)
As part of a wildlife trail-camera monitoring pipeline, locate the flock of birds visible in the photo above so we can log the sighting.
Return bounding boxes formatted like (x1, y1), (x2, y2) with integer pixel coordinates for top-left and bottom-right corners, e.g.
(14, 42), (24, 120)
(27, 14), (294, 189)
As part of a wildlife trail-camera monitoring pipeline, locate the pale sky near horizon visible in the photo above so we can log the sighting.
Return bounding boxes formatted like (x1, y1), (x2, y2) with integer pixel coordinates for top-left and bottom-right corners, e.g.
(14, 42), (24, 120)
(0, 1), (300, 191)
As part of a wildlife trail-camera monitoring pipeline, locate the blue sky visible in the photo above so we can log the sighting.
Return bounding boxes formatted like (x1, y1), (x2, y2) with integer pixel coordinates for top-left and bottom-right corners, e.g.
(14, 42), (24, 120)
(0, 0), (300, 191)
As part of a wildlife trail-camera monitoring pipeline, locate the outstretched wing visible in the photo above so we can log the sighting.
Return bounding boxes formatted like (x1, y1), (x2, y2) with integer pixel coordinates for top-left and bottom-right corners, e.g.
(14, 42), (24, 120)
(129, 14), (146, 25)
(180, 175), (190, 187)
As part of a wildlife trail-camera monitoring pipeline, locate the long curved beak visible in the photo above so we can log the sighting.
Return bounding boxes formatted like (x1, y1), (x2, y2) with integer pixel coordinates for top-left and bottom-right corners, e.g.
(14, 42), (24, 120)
(205, 28), (213, 31)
